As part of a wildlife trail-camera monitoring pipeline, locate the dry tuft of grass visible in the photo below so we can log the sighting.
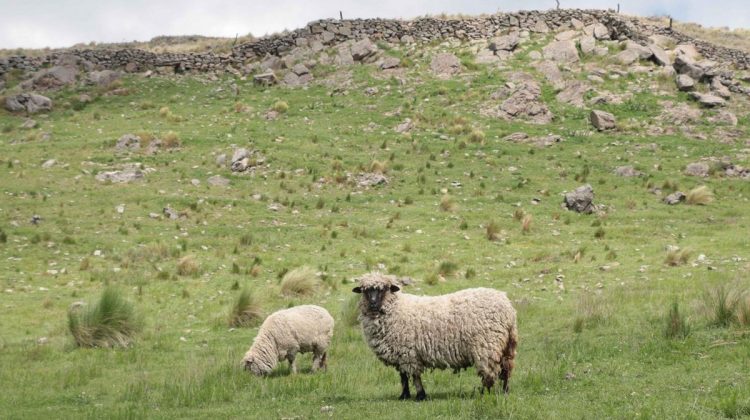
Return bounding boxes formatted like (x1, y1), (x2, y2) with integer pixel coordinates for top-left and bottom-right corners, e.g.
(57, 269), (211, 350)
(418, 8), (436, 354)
(159, 106), (171, 117)
(228, 288), (262, 328)
(468, 129), (485, 144)
(665, 248), (691, 266)
(271, 101), (289, 113)
(162, 131), (181, 148)
(280, 266), (319, 297)
(369, 160), (388, 174)
(176, 255), (200, 277)
(521, 214), (533, 233)
(686, 186), (714, 205)
(704, 284), (749, 327)
(486, 220), (501, 241)
(439, 195), (457, 212)
(68, 287), (141, 348)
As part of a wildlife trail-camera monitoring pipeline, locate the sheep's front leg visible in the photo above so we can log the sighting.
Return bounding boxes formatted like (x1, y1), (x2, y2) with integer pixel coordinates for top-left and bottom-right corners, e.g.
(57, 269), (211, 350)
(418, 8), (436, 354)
(287, 353), (297, 374)
(398, 371), (411, 400)
(413, 373), (426, 401)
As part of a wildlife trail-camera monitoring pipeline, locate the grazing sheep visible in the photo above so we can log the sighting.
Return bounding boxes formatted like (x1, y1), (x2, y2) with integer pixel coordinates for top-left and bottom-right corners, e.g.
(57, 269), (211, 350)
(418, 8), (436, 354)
(241, 305), (334, 376)
(353, 273), (518, 400)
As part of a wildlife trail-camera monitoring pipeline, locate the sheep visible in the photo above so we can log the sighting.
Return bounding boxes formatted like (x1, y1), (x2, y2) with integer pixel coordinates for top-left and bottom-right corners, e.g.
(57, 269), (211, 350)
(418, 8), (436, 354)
(241, 304), (334, 376)
(353, 272), (518, 400)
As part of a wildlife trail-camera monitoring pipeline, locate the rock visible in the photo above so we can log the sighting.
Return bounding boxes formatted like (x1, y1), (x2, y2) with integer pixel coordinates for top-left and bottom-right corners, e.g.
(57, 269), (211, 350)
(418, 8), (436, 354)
(556, 80), (589, 108)
(623, 41), (653, 59)
(649, 44), (670, 66)
(659, 100), (701, 125)
(491, 77), (553, 124)
(648, 34), (675, 48)
(614, 49), (640, 65)
(591, 23), (610, 40)
(689, 92), (726, 108)
(674, 44), (700, 61)
(532, 20), (550, 34)
(356, 173), (388, 187)
(684, 162), (710, 177)
(709, 110), (738, 126)
(4, 93), (52, 114)
(253, 72), (278, 86)
(31, 215), (42, 225)
(564, 184), (596, 213)
(475, 49), (500, 64)
(542, 40), (579, 64)
(528, 51), (542, 60)
(664, 192), (686, 205)
(215, 154), (227, 167)
(614, 166), (642, 177)
(283, 72), (313, 86)
(503, 132), (563, 147)
(351, 38), (378, 62)
(489, 33), (519, 52)
(589, 110), (616, 131)
(27, 65), (78, 89)
(676, 74), (695, 91)
(88, 70), (121, 87)
(710, 78), (731, 99)
(379, 56), (400, 70)
(292, 63), (310, 76)
(207, 175), (230, 187)
(95, 168), (144, 183)
(673, 54), (707, 80)
(115, 134), (141, 150)
(41, 159), (56, 169)
(555, 30), (579, 41)
(579, 36), (596, 55)
(20, 119), (37, 129)
(364, 87), (379, 96)
(533, 60), (564, 89)
(430, 53), (461, 78)
(260, 55), (282, 71)
(230, 148), (264, 172)
(571, 18), (584, 30)
(394, 118), (413, 133)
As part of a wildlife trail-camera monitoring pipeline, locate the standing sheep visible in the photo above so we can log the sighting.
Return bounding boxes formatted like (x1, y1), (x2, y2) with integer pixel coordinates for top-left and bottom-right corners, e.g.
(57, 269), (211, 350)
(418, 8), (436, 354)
(241, 305), (334, 376)
(353, 272), (518, 400)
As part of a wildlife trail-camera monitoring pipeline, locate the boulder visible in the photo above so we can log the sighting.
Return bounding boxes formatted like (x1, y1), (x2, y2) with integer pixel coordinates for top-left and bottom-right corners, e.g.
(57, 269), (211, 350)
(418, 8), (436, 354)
(555, 30), (579, 41)
(614, 166), (642, 177)
(710, 78), (731, 99)
(379, 56), (401, 70)
(684, 162), (710, 177)
(689, 92), (726, 108)
(88, 70), (121, 87)
(493, 78), (553, 124)
(351, 38), (378, 62)
(253, 72), (278, 86)
(95, 168), (144, 183)
(556, 80), (590, 108)
(708, 109), (738, 126)
(115, 134), (141, 150)
(564, 184), (596, 213)
(292, 63), (310, 76)
(489, 33), (519, 52)
(591, 23), (610, 40)
(614, 49), (640, 65)
(663, 192), (686, 205)
(533, 60), (564, 89)
(579, 36), (596, 55)
(623, 41), (653, 59)
(26, 65), (78, 90)
(542, 40), (579, 64)
(649, 44), (670, 66)
(4, 93), (52, 114)
(430, 53), (461, 78)
(590, 110), (616, 130)
(676, 74), (695, 91)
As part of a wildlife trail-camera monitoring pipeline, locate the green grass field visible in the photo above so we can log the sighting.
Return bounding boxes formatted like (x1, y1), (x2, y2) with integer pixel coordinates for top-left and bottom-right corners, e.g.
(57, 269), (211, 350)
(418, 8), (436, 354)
(1, 37), (750, 419)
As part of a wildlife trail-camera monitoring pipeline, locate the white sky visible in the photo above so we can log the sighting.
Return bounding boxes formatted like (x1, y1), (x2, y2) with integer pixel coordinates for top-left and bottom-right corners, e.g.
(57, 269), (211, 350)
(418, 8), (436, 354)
(1, 0), (748, 49)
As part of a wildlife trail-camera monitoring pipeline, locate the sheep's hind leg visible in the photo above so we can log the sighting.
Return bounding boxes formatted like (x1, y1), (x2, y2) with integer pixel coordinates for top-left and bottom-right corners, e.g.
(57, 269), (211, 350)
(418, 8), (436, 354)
(398, 372), (411, 400)
(413, 373), (426, 401)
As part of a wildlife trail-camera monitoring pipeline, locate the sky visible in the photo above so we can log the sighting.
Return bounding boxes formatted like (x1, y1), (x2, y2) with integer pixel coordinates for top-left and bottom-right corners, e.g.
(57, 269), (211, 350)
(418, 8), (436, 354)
(1, 0), (748, 49)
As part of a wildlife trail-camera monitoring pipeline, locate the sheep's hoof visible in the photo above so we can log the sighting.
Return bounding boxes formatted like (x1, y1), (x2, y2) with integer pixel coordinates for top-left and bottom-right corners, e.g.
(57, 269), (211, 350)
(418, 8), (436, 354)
(415, 391), (426, 402)
(398, 392), (411, 400)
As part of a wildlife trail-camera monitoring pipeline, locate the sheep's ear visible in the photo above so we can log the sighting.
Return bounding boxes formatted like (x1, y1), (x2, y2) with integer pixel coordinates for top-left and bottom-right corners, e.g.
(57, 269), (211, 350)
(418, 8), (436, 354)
(390, 285), (400, 293)
(352, 287), (362, 293)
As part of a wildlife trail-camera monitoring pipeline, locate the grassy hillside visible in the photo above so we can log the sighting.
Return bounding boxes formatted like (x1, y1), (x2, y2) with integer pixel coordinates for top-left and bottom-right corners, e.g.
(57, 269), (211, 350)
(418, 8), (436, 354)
(1, 32), (750, 419)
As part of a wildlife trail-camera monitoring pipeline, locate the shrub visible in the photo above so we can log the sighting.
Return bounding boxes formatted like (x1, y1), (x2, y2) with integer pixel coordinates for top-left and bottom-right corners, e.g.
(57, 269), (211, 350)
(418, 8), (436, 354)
(280, 266), (319, 297)
(468, 129), (485, 144)
(369, 160), (387, 174)
(68, 287), (141, 348)
(162, 131), (181, 148)
(176, 255), (200, 277)
(228, 288), (262, 328)
(664, 301), (690, 339)
(159, 106), (170, 117)
(665, 248), (690, 266)
(271, 101), (289, 113)
(439, 195), (457, 212)
(486, 220), (500, 241)
(686, 186), (714, 205)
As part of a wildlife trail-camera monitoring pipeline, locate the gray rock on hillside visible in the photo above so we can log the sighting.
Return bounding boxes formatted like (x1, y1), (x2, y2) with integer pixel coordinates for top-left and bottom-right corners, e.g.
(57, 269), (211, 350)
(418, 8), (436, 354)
(684, 162), (710, 177)
(431, 53), (461, 78)
(4, 93), (53, 114)
(664, 192), (686, 205)
(379, 56), (400, 70)
(489, 33), (519, 52)
(351, 38), (378, 62)
(95, 168), (144, 183)
(564, 184), (596, 214)
(253, 72), (278, 86)
(542, 40), (579, 64)
(690, 92), (725, 108)
(491, 78), (553, 124)
(24, 65), (78, 90)
(590, 110), (616, 130)
(115, 134), (141, 150)
(556, 80), (590, 108)
(614, 166), (642, 177)
(88, 70), (121, 87)
(649, 44), (670, 66)
(676, 74), (695, 91)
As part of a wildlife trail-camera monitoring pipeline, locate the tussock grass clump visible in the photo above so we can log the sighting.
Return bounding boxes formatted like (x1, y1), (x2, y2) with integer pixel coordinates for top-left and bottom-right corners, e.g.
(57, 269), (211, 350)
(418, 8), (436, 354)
(68, 287), (141, 348)
(369, 160), (387, 174)
(704, 284), (749, 327)
(271, 101), (289, 113)
(686, 186), (714, 205)
(159, 106), (171, 117)
(341, 294), (361, 327)
(176, 255), (200, 277)
(521, 214), (533, 233)
(280, 266), (319, 297)
(439, 195), (457, 212)
(228, 288), (262, 328)
(664, 301), (690, 339)
(573, 294), (610, 333)
(162, 131), (181, 148)
(468, 129), (485, 144)
(0, 229), (7, 243)
(486, 220), (500, 241)
(438, 260), (458, 277)
(665, 248), (690, 266)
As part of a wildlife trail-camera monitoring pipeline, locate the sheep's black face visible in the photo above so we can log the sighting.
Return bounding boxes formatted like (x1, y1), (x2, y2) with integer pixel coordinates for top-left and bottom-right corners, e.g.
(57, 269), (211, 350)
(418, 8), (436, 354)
(352, 284), (400, 313)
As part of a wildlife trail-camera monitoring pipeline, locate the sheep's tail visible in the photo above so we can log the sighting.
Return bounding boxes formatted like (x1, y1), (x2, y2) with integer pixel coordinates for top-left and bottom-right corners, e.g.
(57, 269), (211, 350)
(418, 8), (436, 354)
(500, 322), (518, 394)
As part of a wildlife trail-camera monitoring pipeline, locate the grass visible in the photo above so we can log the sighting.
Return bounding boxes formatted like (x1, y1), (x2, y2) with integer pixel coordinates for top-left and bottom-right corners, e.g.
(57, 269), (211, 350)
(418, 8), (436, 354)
(176, 255), (200, 277)
(1, 25), (750, 418)
(686, 185), (714, 205)
(228, 288), (262, 328)
(664, 301), (690, 339)
(280, 266), (319, 297)
(68, 287), (141, 348)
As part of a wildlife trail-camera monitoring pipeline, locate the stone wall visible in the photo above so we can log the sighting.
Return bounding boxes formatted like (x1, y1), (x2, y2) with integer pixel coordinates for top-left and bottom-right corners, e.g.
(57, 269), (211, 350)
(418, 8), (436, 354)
(1, 9), (749, 78)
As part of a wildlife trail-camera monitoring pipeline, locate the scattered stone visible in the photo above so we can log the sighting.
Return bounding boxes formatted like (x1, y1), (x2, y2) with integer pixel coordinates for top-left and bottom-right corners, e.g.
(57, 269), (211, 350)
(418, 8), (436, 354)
(253, 72), (278, 86)
(676, 74), (695, 91)
(430, 53), (461, 78)
(487, 75), (553, 124)
(95, 168), (144, 183)
(658, 100), (701, 125)
(230, 148), (265, 172)
(649, 44), (670, 66)
(41, 159), (56, 169)
(379, 56), (400, 70)
(710, 78), (731, 99)
(20, 119), (37, 129)
(591, 23), (610, 40)
(207, 175), (230, 187)
(689, 92), (726, 108)
(394, 118), (414, 133)
(533, 60), (564, 89)
(163, 206), (180, 219)
(115, 133), (141, 150)
(356, 173), (388, 187)
(579, 36), (596, 55)
(684, 162), (710, 177)
(542, 40), (579, 64)
(26, 65), (78, 90)
(532, 20), (550, 34)
(664, 192), (686, 205)
(614, 166), (642, 177)
(503, 132), (563, 147)
(556, 80), (590, 108)
(4, 93), (53, 114)
(614, 49), (640, 66)
(292, 63), (310, 76)
(564, 184), (596, 214)
(589, 110), (616, 131)
(88, 70), (121, 87)
(489, 33), (520, 52)
(351, 38), (378, 62)
(709, 110), (738, 126)
(555, 30), (578, 41)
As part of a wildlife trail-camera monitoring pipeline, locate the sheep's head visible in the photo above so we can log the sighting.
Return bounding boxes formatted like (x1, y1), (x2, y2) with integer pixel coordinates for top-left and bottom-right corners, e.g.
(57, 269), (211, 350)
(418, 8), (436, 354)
(352, 272), (400, 314)
(241, 353), (271, 376)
